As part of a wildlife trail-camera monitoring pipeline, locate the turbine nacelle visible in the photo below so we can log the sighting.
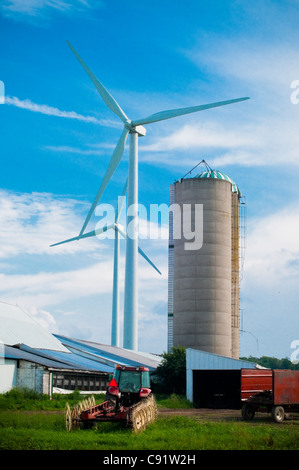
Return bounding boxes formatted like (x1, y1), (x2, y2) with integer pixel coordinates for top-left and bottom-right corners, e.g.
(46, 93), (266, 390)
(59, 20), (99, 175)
(134, 125), (146, 137)
(125, 122), (146, 137)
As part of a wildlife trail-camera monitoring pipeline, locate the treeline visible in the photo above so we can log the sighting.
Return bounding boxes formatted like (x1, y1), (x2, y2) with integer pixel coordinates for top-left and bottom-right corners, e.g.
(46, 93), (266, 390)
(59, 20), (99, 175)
(240, 356), (299, 370)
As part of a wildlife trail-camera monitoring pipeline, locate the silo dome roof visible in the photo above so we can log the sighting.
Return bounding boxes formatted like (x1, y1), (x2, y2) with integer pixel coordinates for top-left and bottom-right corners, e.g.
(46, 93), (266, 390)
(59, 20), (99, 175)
(195, 170), (241, 196)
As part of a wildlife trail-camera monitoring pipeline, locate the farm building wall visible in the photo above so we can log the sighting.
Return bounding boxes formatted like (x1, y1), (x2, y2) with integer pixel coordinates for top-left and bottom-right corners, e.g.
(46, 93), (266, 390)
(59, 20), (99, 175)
(186, 348), (258, 404)
(0, 358), (18, 393)
(17, 360), (50, 395)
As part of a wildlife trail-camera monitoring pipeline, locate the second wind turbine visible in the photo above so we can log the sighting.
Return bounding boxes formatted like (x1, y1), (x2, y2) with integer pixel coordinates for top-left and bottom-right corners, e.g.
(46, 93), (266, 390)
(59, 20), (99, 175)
(66, 41), (250, 351)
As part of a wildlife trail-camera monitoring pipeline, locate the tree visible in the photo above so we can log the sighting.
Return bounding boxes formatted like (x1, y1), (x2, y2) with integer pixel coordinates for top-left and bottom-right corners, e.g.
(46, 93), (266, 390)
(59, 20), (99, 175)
(153, 347), (186, 395)
(240, 355), (299, 370)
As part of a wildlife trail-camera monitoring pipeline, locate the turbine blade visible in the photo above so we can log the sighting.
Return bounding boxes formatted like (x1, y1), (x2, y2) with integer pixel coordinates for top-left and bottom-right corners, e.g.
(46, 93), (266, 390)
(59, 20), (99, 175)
(50, 224), (115, 247)
(50, 235), (81, 247)
(67, 41), (129, 124)
(50, 231), (94, 247)
(115, 178), (128, 223)
(79, 128), (129, 236)
(138, 246), (162, 275)
(132, 97), (250, 126)
(114, 224), (162, 275)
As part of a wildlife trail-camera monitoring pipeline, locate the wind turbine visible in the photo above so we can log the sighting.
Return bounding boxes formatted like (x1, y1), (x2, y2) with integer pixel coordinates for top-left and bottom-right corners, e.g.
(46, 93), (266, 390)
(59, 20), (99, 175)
(65, 40), (250, 350)
(51, 179), (161, 348)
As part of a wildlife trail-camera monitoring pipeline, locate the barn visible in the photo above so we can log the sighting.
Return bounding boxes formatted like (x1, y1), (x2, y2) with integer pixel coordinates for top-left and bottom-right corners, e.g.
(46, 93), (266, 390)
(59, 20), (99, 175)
(0, 301), (161, 395)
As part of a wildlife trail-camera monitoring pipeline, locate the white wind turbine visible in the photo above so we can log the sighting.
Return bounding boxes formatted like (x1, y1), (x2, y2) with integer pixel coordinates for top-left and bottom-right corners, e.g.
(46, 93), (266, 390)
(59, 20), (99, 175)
(51, 179), (161, 347)
(64, 41), (249, 351)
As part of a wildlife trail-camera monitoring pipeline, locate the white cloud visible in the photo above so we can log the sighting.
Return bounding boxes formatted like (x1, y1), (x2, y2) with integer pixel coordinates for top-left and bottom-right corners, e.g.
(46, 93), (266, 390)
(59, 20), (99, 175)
(6, 96), (119, 128)
(244, 204), (299, 287)
(0, 0), (102, 20)
(141, 122), (256, 153)
(0, 189), (97, 258)
(239, 201), (299, 358)
(1, 0), (71, 15)
(186, 36), (299, 92)
(26, 306), (57, 331)
(44, 145), (105, 156)
(0, 261), (113, 307)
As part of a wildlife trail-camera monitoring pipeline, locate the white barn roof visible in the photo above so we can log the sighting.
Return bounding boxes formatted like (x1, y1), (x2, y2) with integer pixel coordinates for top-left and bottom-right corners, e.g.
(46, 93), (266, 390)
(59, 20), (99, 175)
(0, 301), (161, 374)
(0, 301), (69, 352)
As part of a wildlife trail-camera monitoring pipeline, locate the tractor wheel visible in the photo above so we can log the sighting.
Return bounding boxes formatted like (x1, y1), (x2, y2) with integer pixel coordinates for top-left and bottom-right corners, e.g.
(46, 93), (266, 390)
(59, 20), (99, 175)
(132, 409), (143, 433)
(151, 397), (158, 419)
(129, 395), (158, 433)
(140, 408), (147, 428)
(271, 406), (285, 423)
(147, 395), (157, 422)
(78, 401), (84, 414)
(83, 399), (88, 410)
(71, 405), (80, 430)
(145, 403), (152, 422)
(65, 402), (72, 431)
(87, 396), (95, 408)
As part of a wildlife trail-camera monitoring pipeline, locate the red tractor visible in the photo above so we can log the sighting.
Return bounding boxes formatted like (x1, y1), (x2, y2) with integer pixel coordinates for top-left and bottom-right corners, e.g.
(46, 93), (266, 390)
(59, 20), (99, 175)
(65, 365), (157, 432)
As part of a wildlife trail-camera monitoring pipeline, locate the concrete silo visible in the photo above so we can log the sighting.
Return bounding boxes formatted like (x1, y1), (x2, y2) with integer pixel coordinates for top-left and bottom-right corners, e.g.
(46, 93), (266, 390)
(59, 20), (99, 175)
(168, 168), (242, 359)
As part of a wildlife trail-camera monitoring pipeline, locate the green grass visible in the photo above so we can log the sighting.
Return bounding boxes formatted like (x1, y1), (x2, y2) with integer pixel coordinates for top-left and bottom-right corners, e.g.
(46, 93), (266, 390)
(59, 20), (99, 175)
(155, 393), (193, 409)
(0, 387), (105, 411)
(0, 388), (299, 450)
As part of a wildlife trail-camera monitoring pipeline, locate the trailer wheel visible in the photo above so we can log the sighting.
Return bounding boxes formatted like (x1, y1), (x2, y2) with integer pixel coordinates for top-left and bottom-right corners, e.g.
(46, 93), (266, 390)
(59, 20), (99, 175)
(241, 403), (255, 420)
(271, 406), (285, 423)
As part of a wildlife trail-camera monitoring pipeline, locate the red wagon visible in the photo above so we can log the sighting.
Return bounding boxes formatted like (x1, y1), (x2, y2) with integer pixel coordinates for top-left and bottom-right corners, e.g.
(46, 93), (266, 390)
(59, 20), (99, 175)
(241, 369), (299, 423)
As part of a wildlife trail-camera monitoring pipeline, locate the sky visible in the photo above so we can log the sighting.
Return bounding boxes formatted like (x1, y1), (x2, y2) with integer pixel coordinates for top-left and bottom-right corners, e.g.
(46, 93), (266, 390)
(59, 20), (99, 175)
(1, 0), (299, 360)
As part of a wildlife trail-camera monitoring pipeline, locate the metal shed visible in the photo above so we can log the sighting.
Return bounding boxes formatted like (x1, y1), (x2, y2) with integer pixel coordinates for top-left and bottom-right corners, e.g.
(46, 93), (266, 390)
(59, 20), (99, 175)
(186, 348), (260, 408)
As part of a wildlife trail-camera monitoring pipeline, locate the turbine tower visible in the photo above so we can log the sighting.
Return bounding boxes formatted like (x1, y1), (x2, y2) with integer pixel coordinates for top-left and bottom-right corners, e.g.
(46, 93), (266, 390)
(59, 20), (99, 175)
(65, 41), (250, 350)
(51, 180), (161, 347)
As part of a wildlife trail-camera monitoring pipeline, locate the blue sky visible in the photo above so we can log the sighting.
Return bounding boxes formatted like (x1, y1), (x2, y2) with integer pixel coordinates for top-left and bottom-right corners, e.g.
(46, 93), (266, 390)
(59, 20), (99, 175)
(1, 0), (299, 360)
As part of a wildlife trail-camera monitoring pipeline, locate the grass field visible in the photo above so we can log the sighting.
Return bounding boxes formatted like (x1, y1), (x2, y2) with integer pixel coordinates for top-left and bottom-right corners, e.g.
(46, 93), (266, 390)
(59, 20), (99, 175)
(0, 389), (299, 451)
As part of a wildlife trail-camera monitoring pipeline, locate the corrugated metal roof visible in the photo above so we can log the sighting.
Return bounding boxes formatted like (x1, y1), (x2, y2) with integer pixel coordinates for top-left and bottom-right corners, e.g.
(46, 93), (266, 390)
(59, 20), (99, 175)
(186, 348), (257, 370)
(20, 344), (114, 373)
(2, 344), (77, 370)
(0, 301), (69, 353)
(55, 335), (162, 371)
(0, 301), (161, 373)
(2, 338), (160, 373)
(1, 344), (114, 373)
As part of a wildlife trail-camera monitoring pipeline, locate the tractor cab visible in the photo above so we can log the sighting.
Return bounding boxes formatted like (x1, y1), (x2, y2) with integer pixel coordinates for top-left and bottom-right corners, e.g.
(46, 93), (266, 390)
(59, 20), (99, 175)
(107, 365), (151, 407)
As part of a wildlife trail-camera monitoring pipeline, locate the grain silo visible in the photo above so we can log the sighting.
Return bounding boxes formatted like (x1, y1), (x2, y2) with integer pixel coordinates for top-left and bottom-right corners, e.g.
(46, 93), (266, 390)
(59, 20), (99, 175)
(168, 164), (242, 359)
